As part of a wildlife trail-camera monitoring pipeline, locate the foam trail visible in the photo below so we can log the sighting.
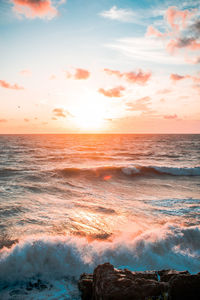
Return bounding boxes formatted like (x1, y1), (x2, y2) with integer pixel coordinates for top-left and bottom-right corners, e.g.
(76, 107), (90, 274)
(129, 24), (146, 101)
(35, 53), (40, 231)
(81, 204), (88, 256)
(0, 224), (200, 285)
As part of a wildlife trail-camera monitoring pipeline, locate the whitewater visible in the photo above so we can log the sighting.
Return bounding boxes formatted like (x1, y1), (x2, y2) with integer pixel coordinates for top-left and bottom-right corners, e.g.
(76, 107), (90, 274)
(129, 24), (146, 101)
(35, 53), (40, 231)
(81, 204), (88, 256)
(0, 134), (199, 299)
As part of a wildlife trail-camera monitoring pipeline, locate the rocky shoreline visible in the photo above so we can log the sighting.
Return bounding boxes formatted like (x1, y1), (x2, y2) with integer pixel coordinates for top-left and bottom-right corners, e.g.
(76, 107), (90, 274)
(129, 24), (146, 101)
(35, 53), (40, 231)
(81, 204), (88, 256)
(78, 262), (200, 300)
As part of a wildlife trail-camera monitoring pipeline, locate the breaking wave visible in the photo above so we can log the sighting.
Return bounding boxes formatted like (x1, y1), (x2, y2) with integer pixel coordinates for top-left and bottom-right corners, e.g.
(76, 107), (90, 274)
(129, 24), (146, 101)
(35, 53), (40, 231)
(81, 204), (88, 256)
(56, 165), (200, 178)
(0, 224), (200, 285)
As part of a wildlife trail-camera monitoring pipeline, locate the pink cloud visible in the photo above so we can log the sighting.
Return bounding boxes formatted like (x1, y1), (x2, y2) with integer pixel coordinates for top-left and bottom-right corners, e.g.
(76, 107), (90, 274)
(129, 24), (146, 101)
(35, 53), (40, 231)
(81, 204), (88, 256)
(166, 6), (193, 31)
(126, 96), (151, 111)
(170, 73), (187, 81)
(98, 86), (125, 97)
(0, 80), (24, 90)
(164, 114), (178, 119)
(170, 73), (200, 83)
(12, 0), (57, 19)
(104, 69), (151, 84)
(157, 89), (171, 94)
(146, 25), (164, 37)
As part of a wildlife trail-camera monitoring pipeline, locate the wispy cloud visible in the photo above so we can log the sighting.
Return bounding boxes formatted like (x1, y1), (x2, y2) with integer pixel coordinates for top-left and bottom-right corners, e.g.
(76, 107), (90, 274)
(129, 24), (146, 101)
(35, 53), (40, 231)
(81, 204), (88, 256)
(52, 108), (73, 118)
(104, 68), (151, 84)
(20, 69), (31, 76)
(99, 6), (136, 23)
(0, 79), (24, 90)
(126, 96), (151, 112)
(164, 114), (178, 119)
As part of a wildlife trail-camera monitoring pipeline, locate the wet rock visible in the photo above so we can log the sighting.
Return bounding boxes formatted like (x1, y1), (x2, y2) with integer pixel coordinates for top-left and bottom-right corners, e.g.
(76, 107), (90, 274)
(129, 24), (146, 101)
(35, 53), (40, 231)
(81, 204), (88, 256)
(158, 269), (190, 282)
(93, 263), (168, 300)
(78, 263), (200, 300)
(168, 274), (200, 300)
(78, 273), (93, 300)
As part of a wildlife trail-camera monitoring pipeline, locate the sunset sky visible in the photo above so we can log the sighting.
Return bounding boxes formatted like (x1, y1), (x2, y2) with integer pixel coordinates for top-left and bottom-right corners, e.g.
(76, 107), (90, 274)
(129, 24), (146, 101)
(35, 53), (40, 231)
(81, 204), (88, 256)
(0, 0), (200, 133)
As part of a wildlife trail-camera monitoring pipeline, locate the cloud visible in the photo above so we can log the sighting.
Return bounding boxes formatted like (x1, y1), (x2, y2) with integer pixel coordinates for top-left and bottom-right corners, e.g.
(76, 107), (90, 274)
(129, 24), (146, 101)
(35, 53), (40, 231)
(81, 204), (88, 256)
(11, 0), (58, 19)
(170, 73), (187, 81)
(24, 118), (29, 122)
(147, 6), (200, 63)
(104, 69), (151, 84)
(98, 86), (125, 98)
(99, 6), (136, 23)
(165, 6), (193, 31)
(157, 89), (171, 94)
(52, 108), (66, 118)
(20, 69), (31, 76)
(126, 96), (151, 111)
(66, 68), (90, 80)
(170, 73), (200, 83)
(0, 80), (24, 90)
(146, 26), (164, 38)
(0, 119), (7, 123)
(52, 108), (73, 118)
(164, 114), (178, 119)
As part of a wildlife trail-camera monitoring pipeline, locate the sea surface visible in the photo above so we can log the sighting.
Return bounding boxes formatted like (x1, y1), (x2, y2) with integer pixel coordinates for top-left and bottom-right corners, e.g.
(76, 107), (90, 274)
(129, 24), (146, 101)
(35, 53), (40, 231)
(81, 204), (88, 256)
(0, 134), (200, 299)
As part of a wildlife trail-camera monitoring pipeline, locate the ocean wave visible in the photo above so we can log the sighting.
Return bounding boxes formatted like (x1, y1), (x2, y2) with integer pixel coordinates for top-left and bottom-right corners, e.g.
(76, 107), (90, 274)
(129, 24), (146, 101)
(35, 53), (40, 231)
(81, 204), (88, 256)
(56, 165), (200, 178)
(0, 224), (200, 285)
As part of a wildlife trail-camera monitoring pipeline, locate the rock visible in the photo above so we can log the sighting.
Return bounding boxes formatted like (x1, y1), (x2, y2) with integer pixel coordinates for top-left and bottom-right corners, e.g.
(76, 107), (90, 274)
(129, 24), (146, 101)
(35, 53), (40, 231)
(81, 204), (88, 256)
(158, 269), (190, 282)
(92, 263), (168, 300)
(168, 274), (200, 300)
(78, 273), (93, 300)
(78, 263), (200, 300)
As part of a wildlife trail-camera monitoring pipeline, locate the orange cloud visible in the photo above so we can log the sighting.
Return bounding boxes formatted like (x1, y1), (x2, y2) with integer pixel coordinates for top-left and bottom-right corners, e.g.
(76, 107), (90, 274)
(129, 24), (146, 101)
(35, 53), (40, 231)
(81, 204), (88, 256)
(0, 80), (24, 90)
(0, 119), (7, 123)
(104, 69), (151, 84)
(98, 86), (125, 97)
(74, 68), (90, 80)
(53, 108), (66, 117)
(164, 114), (178, 119)
(66, 68), (90, 80)
(12, 0), (57, 19)
(52, 108), (73, 118)
(24, 118), (29, 122)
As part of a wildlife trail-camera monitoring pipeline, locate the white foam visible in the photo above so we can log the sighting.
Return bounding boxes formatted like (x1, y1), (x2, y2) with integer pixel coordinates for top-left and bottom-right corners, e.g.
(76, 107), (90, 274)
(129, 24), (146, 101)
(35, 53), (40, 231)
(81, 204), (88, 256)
(0, 224), (200, 285)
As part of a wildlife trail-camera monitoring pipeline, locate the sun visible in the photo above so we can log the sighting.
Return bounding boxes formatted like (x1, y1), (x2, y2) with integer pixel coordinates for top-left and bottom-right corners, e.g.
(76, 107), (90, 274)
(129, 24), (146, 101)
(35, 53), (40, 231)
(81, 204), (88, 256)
(70, 96), (108, 131)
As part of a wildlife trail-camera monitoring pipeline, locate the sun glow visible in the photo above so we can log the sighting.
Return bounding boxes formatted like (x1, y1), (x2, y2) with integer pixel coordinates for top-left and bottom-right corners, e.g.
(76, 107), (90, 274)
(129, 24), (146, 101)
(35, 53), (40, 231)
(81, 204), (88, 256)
(71, 96), (108, 131)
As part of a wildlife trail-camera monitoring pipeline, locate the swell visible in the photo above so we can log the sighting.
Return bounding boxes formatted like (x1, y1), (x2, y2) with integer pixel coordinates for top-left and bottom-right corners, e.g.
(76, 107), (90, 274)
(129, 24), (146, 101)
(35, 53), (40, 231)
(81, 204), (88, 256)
(0, 224), (200, 284)
(56, 165), (200, 178)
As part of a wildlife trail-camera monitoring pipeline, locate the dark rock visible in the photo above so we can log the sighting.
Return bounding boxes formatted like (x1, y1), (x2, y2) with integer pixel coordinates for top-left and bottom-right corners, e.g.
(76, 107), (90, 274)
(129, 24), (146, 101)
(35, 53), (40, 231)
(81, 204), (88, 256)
(78, 273), (93, 300)
(92, 263), (168, 300)
(158, 269), (190, 282)
(78, 263), (200, 300)
(168, 274), (200, 300)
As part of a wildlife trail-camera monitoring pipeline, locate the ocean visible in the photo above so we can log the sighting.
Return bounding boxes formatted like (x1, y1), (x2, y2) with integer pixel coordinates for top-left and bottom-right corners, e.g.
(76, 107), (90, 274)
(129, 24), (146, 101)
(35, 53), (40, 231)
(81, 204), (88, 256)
(0, 134), (200, 299)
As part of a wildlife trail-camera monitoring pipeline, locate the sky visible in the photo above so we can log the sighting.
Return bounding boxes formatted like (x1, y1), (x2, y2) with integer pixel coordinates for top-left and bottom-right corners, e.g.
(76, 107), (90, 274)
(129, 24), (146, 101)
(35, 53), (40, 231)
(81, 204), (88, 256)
(0, 0), (200, 133)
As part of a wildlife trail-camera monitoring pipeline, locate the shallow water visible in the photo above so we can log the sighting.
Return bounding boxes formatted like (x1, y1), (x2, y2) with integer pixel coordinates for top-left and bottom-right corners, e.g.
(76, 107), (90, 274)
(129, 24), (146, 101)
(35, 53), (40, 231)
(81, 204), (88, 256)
(0, 134), (199, 299)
